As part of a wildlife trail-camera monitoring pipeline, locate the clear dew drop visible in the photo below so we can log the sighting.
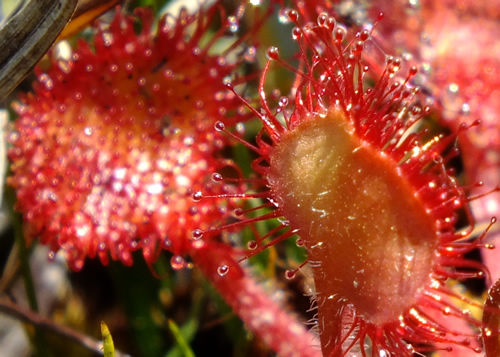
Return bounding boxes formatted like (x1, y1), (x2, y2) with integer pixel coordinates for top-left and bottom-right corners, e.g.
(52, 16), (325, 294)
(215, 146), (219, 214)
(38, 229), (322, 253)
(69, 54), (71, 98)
(39, 74), (53, 89)
(285, 269), (296, 280)
(214, 121), (225, 131)
(57, 104), (66, 113)
(209, 68), (218, 78)
(292, 27), (301, 40)
(359, 29), (370, 42)
(244, 46), (257, 62)
(58, 60), (71, 73)
(317, 13), (328, 27)
(334, 27), (346, 43)
(214, 91), (225, 101)
(406, 0), (420, 11)
(48, 251), (56, 261)
(171, 255), (184, 270)
(247, 240), (258, 250)
(84, 127), (93, 136)
(287, 9), (298, 22)
(162, 238), (172, 248)
(54, 41), (72, 61)
(227, 15), (239, 33)
(163, 68), (173, 78)
(266, 46), (279, 60)
(278, 8), (292, 23)
(192, 191), (203, 201)
(218, 57), (227, 66)
(212, 173), (223, 182)
(279, 96), (289, 107)
(74, 260), (84, 271)
(217, 264), (229, 276)
(325, 17), (336, 31)
(234, 208), (243, 216)
(192, 229), (203, 240)
(235, 122), (245, 134)
(461, 103), (470, 115)
(447, 83), (459, 94)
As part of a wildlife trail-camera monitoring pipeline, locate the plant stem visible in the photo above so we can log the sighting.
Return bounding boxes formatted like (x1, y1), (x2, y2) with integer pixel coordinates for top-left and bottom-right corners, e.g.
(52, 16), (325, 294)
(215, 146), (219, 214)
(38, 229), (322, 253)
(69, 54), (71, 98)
(6, 188), (49, 357)
(191, 243), (322, 357)
(0, 298), (131, 357)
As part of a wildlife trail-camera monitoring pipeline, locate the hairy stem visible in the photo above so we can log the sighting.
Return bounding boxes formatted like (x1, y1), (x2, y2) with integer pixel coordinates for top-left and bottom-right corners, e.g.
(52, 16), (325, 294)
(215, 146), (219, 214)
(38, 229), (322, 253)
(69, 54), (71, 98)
(192, 244), (321, 357)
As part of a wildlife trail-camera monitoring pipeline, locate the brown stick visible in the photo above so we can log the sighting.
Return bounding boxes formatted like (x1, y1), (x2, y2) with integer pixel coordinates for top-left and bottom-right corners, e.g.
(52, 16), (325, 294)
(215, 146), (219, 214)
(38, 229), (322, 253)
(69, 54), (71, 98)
(0, 0), (78, 101)
(0, 298), (131, 357)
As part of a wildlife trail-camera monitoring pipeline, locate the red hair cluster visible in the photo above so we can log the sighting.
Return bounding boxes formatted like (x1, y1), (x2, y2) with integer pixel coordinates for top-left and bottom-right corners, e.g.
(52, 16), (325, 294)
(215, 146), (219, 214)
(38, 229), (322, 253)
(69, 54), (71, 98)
(8, 4), (249, 271)
(206, 8), (493, 356)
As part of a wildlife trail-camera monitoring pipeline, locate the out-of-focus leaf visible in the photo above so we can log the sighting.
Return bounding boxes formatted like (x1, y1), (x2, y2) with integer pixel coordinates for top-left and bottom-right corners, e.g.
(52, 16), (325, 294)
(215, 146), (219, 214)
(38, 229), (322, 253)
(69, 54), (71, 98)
(130, 0), (168, 13)
(483, 278), (500, 356)
(202, 279), (250, 355)
(165, 284), (203, 357)
(109, 256), (164, 357)
(0, 110), (7, 205)
(58, 0), (122, 39)
(0, 0), (78, 101)
(101, 321), (116, 357)
(167, 319), (195, 357)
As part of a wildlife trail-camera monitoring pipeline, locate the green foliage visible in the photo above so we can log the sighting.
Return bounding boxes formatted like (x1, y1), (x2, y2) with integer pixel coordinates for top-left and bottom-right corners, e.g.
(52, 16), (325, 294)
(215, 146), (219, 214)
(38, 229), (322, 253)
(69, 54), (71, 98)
(101, 321), (115, 357)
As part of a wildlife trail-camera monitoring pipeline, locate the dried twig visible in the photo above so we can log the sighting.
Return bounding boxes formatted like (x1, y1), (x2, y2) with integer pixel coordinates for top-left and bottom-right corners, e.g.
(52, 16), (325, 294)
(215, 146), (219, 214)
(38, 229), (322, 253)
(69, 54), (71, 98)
(0, 0), (78, 101)
(0, 298), (131, 357)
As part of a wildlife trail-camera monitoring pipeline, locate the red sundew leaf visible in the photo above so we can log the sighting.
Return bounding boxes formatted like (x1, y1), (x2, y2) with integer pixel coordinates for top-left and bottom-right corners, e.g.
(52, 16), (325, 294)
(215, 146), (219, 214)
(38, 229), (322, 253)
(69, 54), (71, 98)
(8, 3), (249, 271)
(483, 278), (500, 356)
(220, 6), (490, 355)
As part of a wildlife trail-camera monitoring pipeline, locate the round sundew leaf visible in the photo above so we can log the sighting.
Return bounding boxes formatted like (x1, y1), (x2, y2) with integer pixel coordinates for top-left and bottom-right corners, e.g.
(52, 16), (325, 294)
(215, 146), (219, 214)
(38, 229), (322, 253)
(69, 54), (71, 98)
(8, 3), (249, 270)
(268, 109), (438, 354)
(483, 278), (500, 356)
(269, 109), (437, 323)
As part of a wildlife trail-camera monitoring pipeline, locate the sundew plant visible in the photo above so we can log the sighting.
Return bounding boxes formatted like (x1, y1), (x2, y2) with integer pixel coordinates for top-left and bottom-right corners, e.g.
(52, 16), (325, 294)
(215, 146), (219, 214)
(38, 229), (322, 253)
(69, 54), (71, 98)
(1, 0), (500, 356)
